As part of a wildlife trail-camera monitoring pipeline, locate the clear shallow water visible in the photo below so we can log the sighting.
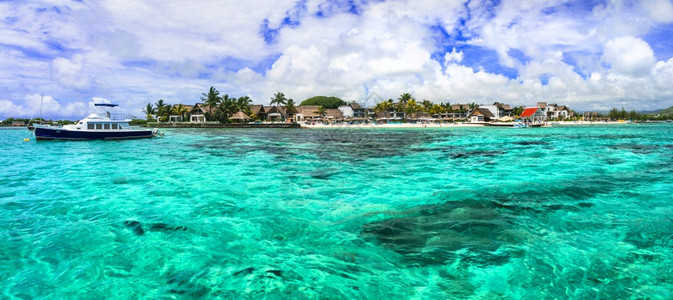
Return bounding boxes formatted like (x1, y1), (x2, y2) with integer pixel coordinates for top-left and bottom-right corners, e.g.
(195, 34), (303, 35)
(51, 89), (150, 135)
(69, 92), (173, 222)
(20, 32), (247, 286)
(1, 124), (673, 298)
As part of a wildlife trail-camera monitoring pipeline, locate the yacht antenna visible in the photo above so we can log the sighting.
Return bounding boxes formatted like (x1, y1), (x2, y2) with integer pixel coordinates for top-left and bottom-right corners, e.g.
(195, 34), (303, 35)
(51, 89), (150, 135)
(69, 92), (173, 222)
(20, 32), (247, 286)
(39, 93), (44, 124)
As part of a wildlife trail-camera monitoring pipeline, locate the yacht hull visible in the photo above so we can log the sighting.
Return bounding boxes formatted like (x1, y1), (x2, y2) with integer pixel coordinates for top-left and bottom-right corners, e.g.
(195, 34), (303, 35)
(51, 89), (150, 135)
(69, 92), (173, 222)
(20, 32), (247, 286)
(34, 126), (154, 140)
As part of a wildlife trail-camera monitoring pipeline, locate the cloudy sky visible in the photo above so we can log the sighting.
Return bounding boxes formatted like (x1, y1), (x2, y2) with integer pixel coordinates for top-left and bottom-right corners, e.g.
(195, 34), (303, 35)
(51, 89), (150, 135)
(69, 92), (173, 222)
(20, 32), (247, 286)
(1, 0), (673, 119)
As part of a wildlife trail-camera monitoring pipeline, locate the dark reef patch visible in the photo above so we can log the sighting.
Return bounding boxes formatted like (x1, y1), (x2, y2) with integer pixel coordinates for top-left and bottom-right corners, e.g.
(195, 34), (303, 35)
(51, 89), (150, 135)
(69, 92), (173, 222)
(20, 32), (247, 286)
(232, 267), (255, 277)
(362, 200), (522, 265)
(609, 144), (658, 154)
(449, 150), (503, 159)
(124, 220), (188, 236)
(512, 141), (549, 146)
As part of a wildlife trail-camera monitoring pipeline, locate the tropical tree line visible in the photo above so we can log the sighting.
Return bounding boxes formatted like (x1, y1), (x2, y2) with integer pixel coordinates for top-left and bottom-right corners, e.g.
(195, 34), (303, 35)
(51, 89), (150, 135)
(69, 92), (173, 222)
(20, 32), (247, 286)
(606, 107), (651, 121)
(142, 87), (300, 123)
(198, 86), (254, 123)
(140, 88), (671, 123)
(372, 92), (489, 120)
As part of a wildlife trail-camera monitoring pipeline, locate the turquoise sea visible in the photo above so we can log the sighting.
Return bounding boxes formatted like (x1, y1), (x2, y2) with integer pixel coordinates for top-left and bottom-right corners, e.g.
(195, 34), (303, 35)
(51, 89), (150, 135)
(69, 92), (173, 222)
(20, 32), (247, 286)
(1, 124), (673, 299)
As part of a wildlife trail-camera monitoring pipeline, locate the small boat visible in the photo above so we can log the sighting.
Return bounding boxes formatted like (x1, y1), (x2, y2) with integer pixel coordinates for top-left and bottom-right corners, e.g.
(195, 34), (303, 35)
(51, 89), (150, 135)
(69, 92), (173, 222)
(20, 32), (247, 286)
(513, 123), (528, 128)
(33, 103), (159, 140)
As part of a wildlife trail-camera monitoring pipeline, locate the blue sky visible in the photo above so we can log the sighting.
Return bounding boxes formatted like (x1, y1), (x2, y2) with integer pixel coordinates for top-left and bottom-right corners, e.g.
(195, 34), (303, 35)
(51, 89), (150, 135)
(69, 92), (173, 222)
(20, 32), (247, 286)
(1, 0), (673, 119)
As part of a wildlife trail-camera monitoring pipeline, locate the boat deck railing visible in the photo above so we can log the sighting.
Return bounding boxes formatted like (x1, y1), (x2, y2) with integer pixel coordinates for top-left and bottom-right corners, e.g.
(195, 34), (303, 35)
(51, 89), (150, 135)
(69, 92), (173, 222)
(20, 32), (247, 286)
(109, 113), (135, 120)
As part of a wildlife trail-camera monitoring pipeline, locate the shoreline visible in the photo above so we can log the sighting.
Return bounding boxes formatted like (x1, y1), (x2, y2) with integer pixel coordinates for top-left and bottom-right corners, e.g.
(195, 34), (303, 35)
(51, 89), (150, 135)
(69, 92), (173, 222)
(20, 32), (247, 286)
(300, 120), (637, 129)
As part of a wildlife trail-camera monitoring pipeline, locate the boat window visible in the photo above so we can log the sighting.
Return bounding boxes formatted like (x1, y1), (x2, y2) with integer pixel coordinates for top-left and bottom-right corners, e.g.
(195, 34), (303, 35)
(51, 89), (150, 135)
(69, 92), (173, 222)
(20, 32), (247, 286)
(104, 124), (110, 130)
(96, 123), (102, 130)
(112, 124), (118, 129)
(88, 124), (94, 130)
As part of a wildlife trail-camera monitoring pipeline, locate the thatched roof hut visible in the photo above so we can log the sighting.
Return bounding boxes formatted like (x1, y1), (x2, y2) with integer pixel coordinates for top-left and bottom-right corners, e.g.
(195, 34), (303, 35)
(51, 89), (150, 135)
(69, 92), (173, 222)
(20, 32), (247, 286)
(230, 110), (251, 122)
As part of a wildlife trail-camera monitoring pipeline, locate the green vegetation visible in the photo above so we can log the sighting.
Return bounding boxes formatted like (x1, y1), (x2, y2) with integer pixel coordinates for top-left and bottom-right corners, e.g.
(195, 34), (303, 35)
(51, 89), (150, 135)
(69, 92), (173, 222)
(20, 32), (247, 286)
(129, 119), (147, 126)
(300, 96), (346, 109)
(603, 107), (671, 121)
(142, 103), (156, 122)
(0, 118), (77, 126)
(145, 86), (257, 123)
(154, 99), (170, 122)
(657, 105), (673, 116)
(135, 87), (673, 124)
(270, 92), (287, 107)
(576, 107), (672, 121)
(372, 93), (473, 120)
(1, 117), (33, 126)
(315, 106), (327, 117)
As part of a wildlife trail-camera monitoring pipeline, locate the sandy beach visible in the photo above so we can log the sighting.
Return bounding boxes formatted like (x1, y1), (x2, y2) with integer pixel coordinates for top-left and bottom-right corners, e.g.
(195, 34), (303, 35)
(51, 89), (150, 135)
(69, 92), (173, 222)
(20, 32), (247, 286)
(301, 120), (630, 129)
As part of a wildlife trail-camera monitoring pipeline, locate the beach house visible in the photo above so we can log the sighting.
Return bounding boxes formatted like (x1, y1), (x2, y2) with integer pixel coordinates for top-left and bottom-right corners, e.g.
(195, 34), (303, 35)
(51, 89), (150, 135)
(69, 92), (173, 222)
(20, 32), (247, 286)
(189, 103), (214, 123)
(467, 107), (496, 122)
(519, 107), (546, 124)
(295, 105), (320, 122)
(325, 109), (344, 120)
(265, 106), (287, 121)
(169, 104), (194, 122)
(338, 104), (354, 118)
(229, 110), (251, 123)
(249, 105), (266, 120)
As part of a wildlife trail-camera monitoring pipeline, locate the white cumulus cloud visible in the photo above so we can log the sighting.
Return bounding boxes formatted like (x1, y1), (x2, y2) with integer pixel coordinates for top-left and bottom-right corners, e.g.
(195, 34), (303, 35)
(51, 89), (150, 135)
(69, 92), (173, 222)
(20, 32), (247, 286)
(602, 36), (656, 77)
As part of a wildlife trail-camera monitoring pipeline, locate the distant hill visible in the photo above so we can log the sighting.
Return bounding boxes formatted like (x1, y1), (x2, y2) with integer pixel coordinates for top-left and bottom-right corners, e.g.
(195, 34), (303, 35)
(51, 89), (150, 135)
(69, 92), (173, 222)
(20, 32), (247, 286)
(300, 96), (346, 109)
(656, 106), (673, 115)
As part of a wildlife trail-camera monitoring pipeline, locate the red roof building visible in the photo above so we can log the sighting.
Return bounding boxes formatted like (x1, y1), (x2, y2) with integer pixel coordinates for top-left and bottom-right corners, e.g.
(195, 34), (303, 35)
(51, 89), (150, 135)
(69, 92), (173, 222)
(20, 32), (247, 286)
(520, 107), (544, 118)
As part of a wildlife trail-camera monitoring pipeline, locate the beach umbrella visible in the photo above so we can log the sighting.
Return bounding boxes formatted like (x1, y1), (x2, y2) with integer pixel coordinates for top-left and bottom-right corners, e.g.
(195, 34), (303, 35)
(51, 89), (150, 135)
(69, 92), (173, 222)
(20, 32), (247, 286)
(498, 116), (514, 122)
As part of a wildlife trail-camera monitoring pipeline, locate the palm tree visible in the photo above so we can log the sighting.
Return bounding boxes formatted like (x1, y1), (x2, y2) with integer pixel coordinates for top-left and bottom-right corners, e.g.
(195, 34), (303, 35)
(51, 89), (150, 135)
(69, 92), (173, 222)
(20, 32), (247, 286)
(155, 99), (167, 122)
(405, 99), (421, 119)
(442, 102), (453, 113)
(398, 93), (413, 105)
(285, 98), (297, 122)
(373, 102), (385, 119)
(142, 103), (156, 121)
(212, 94), (237, 123)
(215, 101), (228, 123)
(201, 86), (221, 108)
(237, 96), (253, 113)
(315, 105), (327, 118)
(421, 99), (433, 112)
(270, 92), (287, 107)
(172, 104), (189, 122)
(374, 101), (392, 119)
(220, 94), (233, 107)
(429, 104), (444, 117)
(285, 98), (297, 113)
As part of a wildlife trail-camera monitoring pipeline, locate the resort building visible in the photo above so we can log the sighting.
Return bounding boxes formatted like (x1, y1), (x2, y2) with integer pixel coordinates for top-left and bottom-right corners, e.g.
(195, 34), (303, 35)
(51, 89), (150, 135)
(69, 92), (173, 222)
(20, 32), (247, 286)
(338, 104), (354, 118)
(249, 105), (266, 120)
(325, 109), (344, 120)
(448, 104), (472, 119)
(230, 110), (251, 123)
(350, 103), (367, 118)
(189, 103), (213, 123)
(295, 105), (320, 122)
(492, 102), (514, 117)
(537, 102), (573, 120)
(169, 104), (194, 122)
(467, 107), (496, 122)
(264, 106), (287, 122)
(519, 107), (546, 124)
